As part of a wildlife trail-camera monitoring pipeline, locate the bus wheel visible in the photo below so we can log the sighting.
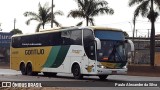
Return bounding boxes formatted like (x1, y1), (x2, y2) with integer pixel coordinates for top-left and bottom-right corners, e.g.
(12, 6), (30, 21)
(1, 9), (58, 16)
(26, 63), (38, 76)
(72, 64), (83, 79)
(98, 75), (108, 80)
(20, 63), (26, 75)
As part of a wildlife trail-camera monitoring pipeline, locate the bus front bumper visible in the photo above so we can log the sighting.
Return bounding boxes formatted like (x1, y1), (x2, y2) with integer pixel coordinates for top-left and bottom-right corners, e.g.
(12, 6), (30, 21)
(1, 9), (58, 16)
(96, 68), (127, 75)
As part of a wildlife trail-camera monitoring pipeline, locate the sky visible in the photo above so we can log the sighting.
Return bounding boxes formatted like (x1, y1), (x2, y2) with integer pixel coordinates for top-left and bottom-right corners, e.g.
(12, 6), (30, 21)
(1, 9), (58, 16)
(0, 0), (160, 37)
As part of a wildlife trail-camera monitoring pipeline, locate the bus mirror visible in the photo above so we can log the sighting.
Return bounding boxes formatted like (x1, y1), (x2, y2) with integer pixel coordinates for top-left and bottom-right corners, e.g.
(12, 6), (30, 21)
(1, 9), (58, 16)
(126, 40), (134, 52)
(95, 38), (101, 50)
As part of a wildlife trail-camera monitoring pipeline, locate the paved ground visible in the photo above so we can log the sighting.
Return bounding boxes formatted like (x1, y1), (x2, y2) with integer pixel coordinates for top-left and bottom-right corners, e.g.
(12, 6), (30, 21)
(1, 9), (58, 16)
(0, 63), (160, 90)
(0, 69), (160, 90)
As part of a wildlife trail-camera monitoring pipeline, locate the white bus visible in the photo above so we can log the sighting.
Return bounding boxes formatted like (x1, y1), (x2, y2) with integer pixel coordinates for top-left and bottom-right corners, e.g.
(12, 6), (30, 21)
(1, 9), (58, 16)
(10, 26), (134, 80)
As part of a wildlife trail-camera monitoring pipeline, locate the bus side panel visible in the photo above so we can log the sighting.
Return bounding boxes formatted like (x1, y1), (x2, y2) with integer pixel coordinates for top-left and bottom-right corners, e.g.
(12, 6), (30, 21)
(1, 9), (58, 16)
(10, 46), (52, 72)
(10, 47), (23, 70)
(41, 45), (70, 73)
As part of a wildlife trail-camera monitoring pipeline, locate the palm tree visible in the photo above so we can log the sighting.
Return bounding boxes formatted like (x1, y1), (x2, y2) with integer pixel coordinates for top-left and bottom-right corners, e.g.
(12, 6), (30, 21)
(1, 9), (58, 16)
(24, 2), (63, 32)
(129, 0), (160, 67)
(68, 0), (114, 26)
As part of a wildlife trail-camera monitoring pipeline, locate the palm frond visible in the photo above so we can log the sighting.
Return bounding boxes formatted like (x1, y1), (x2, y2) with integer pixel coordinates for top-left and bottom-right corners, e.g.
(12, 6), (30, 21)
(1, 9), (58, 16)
(133, 0), (150, 18)
(69, 0), (114, 26)
(76, 21), (83, 26)
(52, 19), (61, 27)
(154, 0), (160, 11)
(75, 0), (84, 9)
(68, 10), (85, 18)
(25, 18), (40, 25)
(140, 0), (150, 17)
(53, 10), (64, 16)
(96, 0), (108, 7)
(23, 11), (39, 18)
(129, 0), (145, 6)
(91, 7), (114, 16)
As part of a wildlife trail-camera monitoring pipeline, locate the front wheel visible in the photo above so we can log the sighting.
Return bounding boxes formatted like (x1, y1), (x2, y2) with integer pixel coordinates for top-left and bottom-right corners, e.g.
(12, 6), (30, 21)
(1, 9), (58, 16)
(72, 64), (83, 79)
(98, 75), (108, 80)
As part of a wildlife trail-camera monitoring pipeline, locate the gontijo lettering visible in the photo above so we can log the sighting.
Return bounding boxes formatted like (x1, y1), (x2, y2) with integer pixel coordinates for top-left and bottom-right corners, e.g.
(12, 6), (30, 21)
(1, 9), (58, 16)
(25, 49), (44, 55)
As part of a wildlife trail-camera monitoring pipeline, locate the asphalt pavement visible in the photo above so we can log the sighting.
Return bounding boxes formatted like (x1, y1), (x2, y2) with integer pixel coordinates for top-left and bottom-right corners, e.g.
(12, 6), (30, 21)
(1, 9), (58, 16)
(0, 69), (160, 90)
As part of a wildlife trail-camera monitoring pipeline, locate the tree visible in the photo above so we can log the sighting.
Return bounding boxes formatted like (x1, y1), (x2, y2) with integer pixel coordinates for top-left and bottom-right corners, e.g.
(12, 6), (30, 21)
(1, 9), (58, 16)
(68, 0), (114, 26)
(129, 0), (160, 67)
(24, 2), (63, 32)
(10, 29), (23, 35)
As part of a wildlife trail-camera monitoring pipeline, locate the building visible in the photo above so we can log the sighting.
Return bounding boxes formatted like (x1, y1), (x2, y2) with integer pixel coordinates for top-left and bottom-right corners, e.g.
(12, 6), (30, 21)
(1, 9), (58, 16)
(0, 32), (12, 62)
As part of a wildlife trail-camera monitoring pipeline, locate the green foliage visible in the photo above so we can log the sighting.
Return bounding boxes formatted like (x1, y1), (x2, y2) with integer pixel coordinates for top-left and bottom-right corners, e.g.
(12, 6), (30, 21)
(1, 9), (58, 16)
(10, 29), (23, 35)
(68, 0), (114, 26)
(24, 2), (63, 32)
(128, 0), (160, 21)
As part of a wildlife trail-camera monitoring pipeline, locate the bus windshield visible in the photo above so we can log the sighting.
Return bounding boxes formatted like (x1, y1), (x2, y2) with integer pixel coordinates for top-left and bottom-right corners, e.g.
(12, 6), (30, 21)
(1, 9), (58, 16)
(94, 30), (127, 63)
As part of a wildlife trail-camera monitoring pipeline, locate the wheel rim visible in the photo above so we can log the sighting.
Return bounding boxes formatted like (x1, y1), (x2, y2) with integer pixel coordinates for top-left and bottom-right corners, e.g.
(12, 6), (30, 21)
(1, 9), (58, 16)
(74, 68), (79, 76)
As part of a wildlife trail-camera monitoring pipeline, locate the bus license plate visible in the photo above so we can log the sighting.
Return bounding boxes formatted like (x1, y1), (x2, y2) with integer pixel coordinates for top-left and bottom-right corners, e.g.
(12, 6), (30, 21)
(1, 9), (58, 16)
(112, 71), (117, 74)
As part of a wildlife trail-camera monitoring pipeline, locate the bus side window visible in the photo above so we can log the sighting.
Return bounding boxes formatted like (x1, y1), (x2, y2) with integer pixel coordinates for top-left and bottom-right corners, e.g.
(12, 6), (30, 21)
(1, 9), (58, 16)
(70, 29), (82, 45)
(61, 29), (82, 45)
(61, 31), (71, 45)
(12, 36), (22, 48)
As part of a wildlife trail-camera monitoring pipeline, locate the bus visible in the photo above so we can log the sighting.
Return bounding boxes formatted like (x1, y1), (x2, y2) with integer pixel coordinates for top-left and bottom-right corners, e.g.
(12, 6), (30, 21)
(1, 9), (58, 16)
(10, 26), (134, 80)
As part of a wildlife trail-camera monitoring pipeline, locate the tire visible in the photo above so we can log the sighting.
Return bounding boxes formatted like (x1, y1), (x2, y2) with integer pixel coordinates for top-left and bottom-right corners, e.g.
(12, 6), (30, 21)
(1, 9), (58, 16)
(20, 63), (26, 75)
(43, 72), (57, 77)
(72, 64), (83, 79)
(26, 63), (38, 76)
(98, 75), (108, 80)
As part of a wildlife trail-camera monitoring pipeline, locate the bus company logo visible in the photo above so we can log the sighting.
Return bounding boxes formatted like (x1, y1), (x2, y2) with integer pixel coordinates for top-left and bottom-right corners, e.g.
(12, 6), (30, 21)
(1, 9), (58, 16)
(72, 49), (82, 54)
(2, 82), (11, 87)
(25, 49), (44, 55)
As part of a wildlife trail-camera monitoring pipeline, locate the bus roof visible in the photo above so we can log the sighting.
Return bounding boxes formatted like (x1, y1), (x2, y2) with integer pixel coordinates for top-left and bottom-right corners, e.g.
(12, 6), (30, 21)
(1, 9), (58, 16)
(12, 26), (122, 37)
(89, 26), (122, 31)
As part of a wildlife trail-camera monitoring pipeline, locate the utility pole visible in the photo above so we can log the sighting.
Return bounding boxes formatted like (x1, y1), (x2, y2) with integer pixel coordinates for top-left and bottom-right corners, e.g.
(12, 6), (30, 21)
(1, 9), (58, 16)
(51, 0), (54, 28)
(148, 29), (150, 38)
(14, 18), (16, 30)
(136, 29), (138, 37)
(132, 16), (136, 42)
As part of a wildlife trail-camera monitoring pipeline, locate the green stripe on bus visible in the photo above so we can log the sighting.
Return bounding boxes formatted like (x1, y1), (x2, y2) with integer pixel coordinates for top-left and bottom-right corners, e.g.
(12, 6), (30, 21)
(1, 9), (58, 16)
(43, 46), (61, 67)
(51, 45), (70, 68)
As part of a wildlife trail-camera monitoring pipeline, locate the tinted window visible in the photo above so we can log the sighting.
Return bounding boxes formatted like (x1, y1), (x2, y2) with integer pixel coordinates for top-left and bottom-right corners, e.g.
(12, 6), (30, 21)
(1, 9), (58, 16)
(70, 30), (82, 45)
(95, 30), (125, 40)
(12, 32), (63, 48)
(83, 29), (95, 60)
(83, 29), (94, 46)
(61, 29), (82, 45)
(61, 30), (71, 45)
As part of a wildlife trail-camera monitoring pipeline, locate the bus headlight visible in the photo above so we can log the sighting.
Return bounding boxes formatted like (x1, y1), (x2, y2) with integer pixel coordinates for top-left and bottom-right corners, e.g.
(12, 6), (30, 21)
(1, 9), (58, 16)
(123, 66), (127, 69)
(97, 65), (105, 68)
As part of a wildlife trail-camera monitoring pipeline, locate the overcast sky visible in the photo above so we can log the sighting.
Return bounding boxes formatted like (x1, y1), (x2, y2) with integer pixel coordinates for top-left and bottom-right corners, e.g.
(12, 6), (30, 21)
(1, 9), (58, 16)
(0, 0), (160, 37)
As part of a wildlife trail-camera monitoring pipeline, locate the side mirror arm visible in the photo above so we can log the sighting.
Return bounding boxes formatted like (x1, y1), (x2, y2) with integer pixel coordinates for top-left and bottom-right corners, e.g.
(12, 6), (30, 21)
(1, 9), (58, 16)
(126, 39), (134, 52)
(95, 38), (101, 50)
